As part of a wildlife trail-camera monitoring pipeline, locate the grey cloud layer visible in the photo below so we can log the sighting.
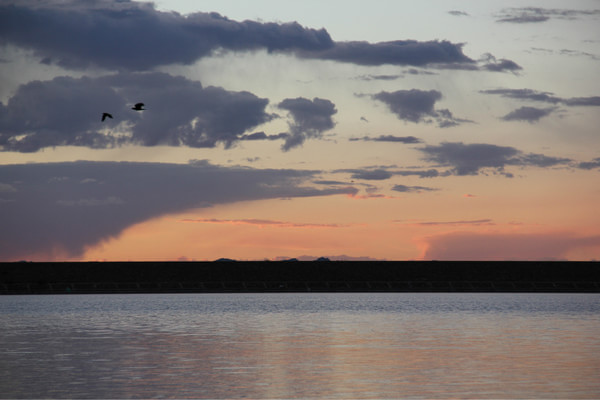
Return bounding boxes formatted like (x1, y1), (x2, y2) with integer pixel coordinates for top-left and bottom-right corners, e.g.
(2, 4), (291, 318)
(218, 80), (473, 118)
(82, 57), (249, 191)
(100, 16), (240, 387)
(495, 7), (600, 23)
(0, 72), (273, 152)
(0, 2), (477, 71)
(481, 88), (600, 107)
(349, 135), (422, 144)
(0, 161), (357, 260)
(481, 88), (600, 123)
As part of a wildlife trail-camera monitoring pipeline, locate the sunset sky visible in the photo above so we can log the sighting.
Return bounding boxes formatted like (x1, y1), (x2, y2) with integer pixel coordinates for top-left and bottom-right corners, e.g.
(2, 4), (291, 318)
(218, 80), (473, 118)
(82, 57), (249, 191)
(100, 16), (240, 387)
(1, 0), (600, 261)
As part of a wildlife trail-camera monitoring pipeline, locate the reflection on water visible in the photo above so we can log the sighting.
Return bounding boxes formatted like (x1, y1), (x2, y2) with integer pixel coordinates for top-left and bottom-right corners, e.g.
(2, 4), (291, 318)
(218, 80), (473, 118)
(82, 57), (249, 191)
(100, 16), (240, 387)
(1, 293), (599, 398)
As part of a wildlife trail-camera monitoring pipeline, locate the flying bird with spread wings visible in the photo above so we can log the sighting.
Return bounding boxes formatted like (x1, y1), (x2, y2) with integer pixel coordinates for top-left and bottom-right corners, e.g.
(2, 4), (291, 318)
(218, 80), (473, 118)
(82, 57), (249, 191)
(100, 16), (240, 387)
(101, 112), (113, 121)
(131, 103), (145, 111)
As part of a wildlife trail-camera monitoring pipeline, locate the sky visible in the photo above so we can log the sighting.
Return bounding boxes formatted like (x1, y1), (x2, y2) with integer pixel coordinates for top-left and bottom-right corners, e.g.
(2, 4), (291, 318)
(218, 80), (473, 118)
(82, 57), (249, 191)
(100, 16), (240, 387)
(1, 0), (600, 261)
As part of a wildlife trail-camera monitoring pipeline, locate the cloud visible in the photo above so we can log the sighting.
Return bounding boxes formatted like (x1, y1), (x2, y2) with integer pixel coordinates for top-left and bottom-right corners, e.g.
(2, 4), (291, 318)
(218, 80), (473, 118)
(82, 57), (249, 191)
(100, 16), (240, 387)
(304, 40), (475, 67)
(558, 49), (600, 61)
(0, 2), (334, 71)
(481, 88), (600, 107)
(409, 219), (493, 226)
(448, 10), (469, 17)
(180, 218), (347, 229)
(418, 142), (571, 176)
(373, 90), (441, 123)
(0, 182), (17, 192)
(563, 97), (600, 106)
(335, 167), (442, 180)
(0, 161), (358, 260)
(349, 135), (422, 144)
(278, 97), (337, 151)
(391, 184), (438, 193)
(355, 74), (403, 81)
(349, 169), (393, 181)
(421, 231), (600, 260)
(501, 106), (556, 123)
(479, 53), (522, 73)
(239, 132), (290, 141)
(0, 72), (274, 152)
(495, 7), (600, 24)
(372, 90), (473, 128)
(0, 2), (476, 71)
(577, 158), (600, 170)
(395, 169), (442, 178)
(480, 88), (562, 104)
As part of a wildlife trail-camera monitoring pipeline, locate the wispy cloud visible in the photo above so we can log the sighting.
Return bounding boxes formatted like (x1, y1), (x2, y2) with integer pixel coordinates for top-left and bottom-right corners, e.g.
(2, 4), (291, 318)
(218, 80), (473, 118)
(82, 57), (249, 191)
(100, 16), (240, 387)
(448, 10), (469, 17)
(181, 218), (348, 229)
(495, 7), (600, 23)
(481, 88), (600, 107)
(349, 135), (422, 144)
(408, 219), (494, 226)
(391, 184), (438, 193)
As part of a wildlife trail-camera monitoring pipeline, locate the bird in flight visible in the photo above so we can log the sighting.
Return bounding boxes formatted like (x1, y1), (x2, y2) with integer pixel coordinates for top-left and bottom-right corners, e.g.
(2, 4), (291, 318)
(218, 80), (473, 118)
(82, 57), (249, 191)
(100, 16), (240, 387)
(101, 112), (113, 122)
(131, 103), (145, 111)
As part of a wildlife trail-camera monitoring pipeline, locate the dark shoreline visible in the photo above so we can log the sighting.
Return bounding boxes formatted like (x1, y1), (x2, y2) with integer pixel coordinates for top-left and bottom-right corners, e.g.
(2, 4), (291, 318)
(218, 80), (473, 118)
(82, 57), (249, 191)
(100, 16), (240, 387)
(2, 260), (599, 294)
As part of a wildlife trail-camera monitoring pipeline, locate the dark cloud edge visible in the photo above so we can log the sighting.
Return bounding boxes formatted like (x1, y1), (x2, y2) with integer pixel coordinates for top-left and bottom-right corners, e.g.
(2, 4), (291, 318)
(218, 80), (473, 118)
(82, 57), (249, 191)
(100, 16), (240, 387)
(0, 160), (358, 260)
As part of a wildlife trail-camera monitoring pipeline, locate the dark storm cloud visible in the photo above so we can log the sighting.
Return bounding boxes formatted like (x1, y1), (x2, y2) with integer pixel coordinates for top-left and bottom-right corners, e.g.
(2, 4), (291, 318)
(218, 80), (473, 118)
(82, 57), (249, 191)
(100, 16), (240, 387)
(501, 106), (556, 123)
(372, 90), (472, 128)
(0, 72), (273, 152)
(0, 1), (477, 71)
(418, 142), (571, 176)
(495, 7), (600, 23)
(277, 97), (337, 151)
(0, 161), (358, 260)
(391, 184), (438, 193)
(481, 88), (600, 107)
(349, 135), (422, 144)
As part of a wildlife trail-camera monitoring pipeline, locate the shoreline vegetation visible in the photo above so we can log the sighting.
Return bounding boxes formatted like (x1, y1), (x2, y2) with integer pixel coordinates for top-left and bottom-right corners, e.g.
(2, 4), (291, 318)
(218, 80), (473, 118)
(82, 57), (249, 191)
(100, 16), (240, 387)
(1, 260), (599, 294)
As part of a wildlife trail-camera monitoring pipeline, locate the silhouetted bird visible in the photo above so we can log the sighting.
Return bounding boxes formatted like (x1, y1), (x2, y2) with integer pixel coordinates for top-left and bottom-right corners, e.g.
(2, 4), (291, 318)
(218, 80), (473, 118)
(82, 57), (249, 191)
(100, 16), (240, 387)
(131, 103), (145, 111)
(101, 112), (113, 122)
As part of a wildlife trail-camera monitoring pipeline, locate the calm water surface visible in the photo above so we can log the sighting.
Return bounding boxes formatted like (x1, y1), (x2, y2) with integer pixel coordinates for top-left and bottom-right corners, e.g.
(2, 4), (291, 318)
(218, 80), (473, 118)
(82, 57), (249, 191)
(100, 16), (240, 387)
(1, 293), (599, 399)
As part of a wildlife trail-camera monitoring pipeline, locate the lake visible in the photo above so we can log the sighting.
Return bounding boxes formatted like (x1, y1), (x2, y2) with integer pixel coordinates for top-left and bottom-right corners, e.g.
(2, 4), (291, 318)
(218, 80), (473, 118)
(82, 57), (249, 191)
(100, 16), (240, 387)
(1, 293), (599, 398)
